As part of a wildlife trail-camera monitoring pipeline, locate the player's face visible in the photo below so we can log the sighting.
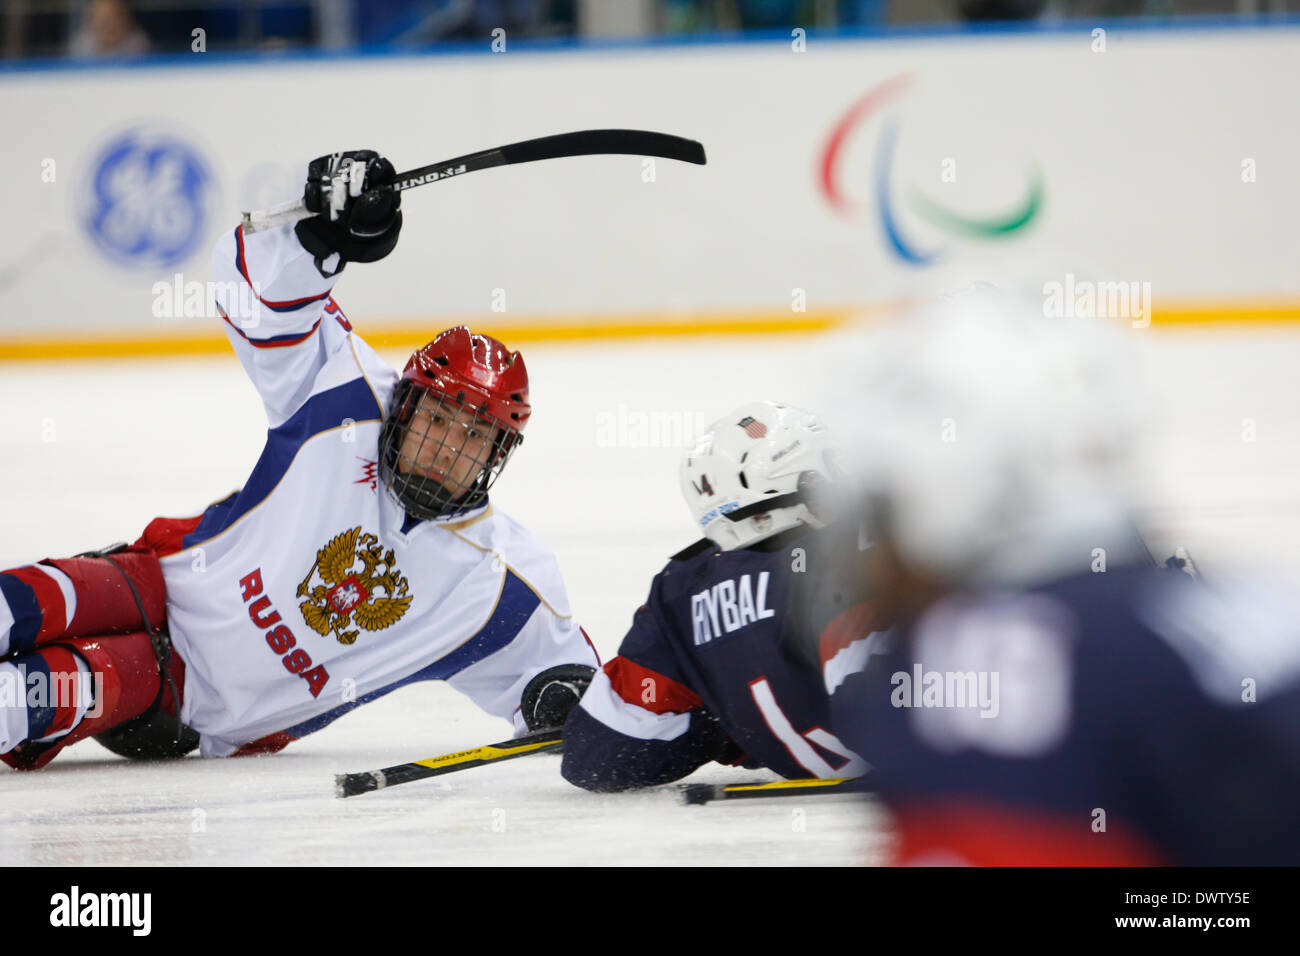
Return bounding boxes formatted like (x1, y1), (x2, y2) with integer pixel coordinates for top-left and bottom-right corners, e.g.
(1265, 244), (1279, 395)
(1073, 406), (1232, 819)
(397, 391), (499, 498)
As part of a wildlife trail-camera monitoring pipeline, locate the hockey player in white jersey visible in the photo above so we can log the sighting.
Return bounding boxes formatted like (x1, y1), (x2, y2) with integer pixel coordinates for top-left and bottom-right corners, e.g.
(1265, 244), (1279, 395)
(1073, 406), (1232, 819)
(0, 150), (597, 768)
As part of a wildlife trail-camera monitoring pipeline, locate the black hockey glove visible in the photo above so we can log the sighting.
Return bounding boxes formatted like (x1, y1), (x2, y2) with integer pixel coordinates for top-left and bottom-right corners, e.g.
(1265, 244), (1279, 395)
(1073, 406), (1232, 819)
(521, 664), (596, 732)
(295, 150), (403, 270)
(693, 709), (750, 766)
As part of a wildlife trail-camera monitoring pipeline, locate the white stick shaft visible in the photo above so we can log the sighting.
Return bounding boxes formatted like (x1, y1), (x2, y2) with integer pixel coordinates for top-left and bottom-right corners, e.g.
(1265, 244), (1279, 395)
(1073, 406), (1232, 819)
(240, 198), (311, 234)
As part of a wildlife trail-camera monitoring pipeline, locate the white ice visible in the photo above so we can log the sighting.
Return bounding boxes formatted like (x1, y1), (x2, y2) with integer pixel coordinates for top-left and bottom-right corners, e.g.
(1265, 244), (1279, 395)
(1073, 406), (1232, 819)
(1, 331), (1297, 865)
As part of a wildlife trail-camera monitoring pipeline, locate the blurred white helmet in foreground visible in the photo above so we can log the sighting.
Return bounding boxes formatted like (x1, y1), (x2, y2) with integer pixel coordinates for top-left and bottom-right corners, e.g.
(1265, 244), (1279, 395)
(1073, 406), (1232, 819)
(830, 290), (1150, 586)
(680, 401), (838, 550)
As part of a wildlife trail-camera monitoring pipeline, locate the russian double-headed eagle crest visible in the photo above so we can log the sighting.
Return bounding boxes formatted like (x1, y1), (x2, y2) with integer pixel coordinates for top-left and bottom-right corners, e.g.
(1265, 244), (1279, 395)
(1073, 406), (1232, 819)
(297, 527), (412, 644)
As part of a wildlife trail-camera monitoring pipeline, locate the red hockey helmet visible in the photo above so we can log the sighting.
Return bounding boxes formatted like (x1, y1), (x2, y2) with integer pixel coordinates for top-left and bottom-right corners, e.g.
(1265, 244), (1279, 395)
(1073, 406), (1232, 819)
(380, 327), (531, 520)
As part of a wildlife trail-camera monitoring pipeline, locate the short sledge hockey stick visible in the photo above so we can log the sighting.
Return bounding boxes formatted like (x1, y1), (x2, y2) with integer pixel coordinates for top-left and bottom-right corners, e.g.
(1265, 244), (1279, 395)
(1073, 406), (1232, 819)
(243, 129), (707, 233)
(680, 775), (873, 805)
(334, 727), (563, 798)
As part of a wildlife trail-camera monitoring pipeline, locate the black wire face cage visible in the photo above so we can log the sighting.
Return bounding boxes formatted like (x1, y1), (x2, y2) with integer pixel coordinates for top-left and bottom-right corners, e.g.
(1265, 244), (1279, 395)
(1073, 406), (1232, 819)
(379, 380), (522, 521)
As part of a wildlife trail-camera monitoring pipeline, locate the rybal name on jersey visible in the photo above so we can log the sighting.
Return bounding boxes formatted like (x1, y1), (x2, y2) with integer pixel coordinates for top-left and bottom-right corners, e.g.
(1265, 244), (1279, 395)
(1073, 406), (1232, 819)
(239, 568), (330, 698)
(690, 572), (776, 645)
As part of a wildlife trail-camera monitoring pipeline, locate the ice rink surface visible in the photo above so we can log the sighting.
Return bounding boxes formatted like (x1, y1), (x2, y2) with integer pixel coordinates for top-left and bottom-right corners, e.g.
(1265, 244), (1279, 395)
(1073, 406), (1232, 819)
(2, 328), (1298, 865)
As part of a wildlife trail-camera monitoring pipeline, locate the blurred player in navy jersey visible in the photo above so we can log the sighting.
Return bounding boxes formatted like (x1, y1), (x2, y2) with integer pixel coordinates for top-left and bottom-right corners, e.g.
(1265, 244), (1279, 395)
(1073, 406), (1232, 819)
(561, 401), (880, 791)
(827, 293), (1300, 865)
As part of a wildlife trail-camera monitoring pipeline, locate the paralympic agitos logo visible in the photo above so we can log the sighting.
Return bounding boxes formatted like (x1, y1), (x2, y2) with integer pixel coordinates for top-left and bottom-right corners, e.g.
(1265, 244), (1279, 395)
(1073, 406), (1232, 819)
(817, 75), (1042, 266)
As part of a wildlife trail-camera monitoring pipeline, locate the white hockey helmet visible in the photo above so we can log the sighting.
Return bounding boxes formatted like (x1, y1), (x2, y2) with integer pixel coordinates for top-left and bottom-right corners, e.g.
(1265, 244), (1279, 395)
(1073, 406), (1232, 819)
(827, 290), (1150, 586)
(680, 401), (838, 550)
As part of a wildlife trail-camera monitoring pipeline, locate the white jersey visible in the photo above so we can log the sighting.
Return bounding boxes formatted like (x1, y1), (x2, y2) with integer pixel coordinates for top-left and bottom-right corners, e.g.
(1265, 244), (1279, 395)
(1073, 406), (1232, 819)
(151, 223), (597, 757)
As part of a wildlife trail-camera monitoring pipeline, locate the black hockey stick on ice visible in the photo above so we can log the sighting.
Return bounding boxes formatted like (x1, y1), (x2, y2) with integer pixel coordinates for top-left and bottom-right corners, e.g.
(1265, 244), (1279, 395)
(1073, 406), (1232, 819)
(334, 727), (563, 798)
(242, 129), (707, 233)
(680, 775), (874, 806)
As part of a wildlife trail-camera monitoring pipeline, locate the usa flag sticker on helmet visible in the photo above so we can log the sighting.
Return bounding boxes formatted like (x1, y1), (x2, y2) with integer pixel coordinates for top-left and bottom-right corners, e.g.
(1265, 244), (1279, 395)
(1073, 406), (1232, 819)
(737, 416), (767, 439)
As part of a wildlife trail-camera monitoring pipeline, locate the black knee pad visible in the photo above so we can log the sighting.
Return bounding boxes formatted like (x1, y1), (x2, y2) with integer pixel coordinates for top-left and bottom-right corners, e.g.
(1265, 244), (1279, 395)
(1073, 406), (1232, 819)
(94, 710), (200, 761)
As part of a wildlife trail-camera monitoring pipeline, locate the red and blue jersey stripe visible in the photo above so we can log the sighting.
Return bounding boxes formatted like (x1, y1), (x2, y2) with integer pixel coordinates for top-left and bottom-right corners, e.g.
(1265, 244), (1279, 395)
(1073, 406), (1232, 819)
(0, 565), (71, 656)
(232, 225), (333, 313)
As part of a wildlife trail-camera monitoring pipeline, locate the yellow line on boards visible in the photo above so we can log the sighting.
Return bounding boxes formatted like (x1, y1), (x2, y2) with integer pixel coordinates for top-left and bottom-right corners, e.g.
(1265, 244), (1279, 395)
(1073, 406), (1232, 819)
(1146, 302), (1300, 325)
(2, 302), (1299, 363)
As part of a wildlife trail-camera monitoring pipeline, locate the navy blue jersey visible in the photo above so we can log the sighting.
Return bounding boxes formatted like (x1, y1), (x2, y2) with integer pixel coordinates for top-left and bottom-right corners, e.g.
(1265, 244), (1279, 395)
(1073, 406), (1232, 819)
(831, 564), (1300, 865)
(562, 524), (879, 791)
